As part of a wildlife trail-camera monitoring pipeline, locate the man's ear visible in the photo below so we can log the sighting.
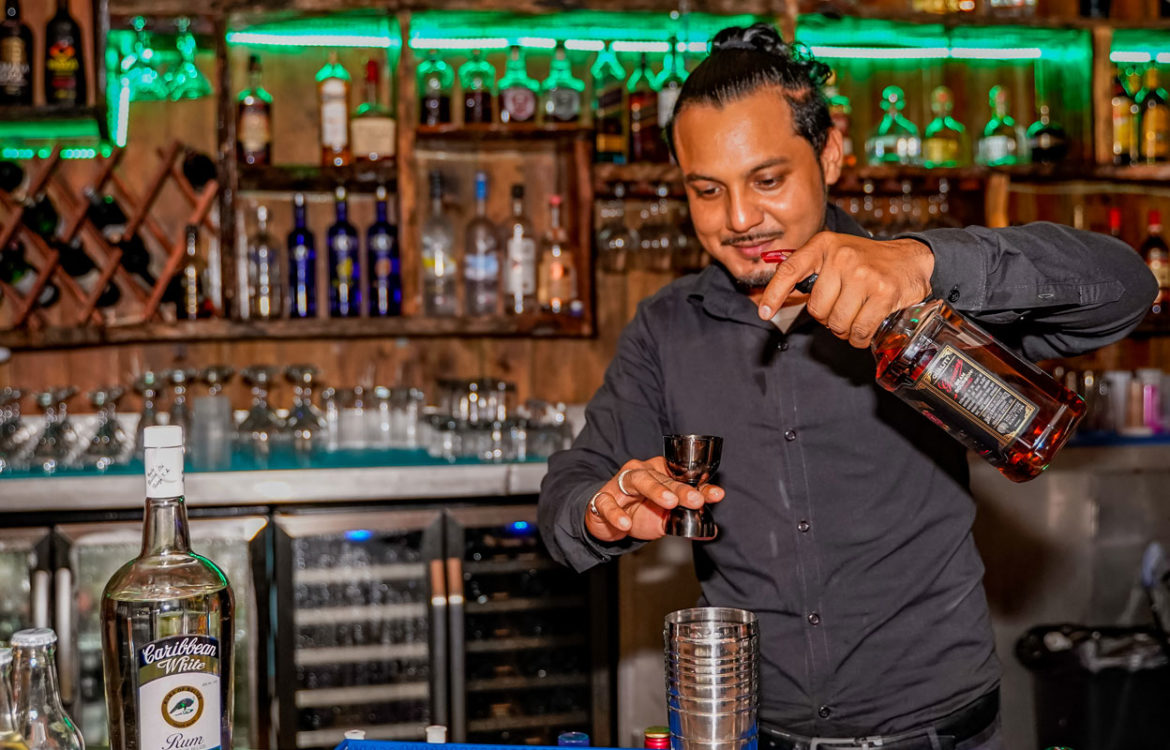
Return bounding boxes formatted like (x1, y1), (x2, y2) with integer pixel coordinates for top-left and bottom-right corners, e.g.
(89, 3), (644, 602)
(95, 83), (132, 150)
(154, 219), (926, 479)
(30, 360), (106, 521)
(820, 127), (844, 187)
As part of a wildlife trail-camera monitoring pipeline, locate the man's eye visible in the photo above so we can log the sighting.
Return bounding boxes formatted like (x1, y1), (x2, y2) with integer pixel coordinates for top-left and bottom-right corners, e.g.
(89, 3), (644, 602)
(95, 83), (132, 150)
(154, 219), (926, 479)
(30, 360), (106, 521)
(757, 176), (783, 189)
(693, 185), (720, 198)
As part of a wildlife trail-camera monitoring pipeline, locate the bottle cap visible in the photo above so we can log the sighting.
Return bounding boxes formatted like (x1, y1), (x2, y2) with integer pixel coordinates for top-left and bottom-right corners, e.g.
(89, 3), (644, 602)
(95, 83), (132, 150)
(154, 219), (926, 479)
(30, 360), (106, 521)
(144, 424), (184, 449)
(11, 628), (57, 647)
(425, 725), (447, 743)
(0, 648), (11, 666)
(344, 730), (367, 740)
(557, 731), (590, 746)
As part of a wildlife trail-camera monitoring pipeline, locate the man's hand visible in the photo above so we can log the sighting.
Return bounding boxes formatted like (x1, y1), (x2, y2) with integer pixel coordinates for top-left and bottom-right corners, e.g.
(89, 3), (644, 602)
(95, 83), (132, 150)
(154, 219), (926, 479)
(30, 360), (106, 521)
(756, 232), (935, 348)
(585, 457), (725, 543)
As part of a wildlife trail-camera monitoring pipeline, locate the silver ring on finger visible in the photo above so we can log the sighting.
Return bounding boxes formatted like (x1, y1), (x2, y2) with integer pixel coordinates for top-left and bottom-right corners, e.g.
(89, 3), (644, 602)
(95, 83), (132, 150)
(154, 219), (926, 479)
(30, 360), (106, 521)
(589, 491), (605, 517)
(616, 469), (636, 496)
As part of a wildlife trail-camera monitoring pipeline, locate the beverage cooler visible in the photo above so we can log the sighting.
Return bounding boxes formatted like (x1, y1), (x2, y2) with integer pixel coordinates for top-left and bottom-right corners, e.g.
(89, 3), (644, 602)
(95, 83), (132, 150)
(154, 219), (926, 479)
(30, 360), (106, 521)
(0, 514), (270, 750)
(274, 504), (612, 750)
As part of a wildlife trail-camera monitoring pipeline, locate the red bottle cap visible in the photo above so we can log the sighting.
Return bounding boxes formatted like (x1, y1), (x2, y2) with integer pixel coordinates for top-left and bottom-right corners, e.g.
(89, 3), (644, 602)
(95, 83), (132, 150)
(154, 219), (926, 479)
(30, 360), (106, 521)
(643, 726), (670, 749)
(1150, 209), (1162, 228)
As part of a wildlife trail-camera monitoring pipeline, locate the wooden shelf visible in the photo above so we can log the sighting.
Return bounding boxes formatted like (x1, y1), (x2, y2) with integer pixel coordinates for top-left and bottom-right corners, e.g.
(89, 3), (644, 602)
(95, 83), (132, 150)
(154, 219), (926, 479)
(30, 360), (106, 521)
(238, 162), (398, 193)
(415, 123), (592, 142)
(0, 106), (103, 124)
(0, 313), (593, 350)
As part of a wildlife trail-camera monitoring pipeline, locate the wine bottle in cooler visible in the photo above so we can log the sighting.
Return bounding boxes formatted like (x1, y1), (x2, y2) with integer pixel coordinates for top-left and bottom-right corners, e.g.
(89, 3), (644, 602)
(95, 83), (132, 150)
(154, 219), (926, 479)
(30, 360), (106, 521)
(101, 425), (234, 750)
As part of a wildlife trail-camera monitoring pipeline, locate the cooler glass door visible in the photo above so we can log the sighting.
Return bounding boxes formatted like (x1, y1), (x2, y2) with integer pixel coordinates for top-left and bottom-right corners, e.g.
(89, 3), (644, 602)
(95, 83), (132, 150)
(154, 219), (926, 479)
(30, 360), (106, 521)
(0, 527), (52, 640)
(54, 515), (270, 749)
(274, 509), (445, 750)
(445, 504), (611, 746)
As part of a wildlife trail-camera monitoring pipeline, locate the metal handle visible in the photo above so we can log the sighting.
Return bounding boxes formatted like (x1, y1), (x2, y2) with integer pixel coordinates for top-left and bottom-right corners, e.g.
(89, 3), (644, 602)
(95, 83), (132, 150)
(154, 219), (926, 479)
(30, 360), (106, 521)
(54, 567), (75, 704)
(446, 556), (466, 742)
(428, 557), (449, 730)
(31, 569), (50, 628)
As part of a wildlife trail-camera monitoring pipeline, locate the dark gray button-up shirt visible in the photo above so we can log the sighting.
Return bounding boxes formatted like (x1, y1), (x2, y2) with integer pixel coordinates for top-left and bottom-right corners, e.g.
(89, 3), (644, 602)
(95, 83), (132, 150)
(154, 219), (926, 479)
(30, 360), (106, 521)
(538, 205), (1158, 735)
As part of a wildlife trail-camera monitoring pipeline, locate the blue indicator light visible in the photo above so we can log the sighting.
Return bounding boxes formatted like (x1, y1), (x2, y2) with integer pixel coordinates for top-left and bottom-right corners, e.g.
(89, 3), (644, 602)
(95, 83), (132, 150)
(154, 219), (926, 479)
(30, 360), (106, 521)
(510, 521), (530, 532)
(344, 529), (374, 542)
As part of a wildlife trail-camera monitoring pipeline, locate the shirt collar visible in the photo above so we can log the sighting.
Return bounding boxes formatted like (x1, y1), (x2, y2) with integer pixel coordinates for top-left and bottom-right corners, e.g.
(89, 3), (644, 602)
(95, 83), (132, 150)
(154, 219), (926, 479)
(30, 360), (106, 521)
(687, 203), (870, 327)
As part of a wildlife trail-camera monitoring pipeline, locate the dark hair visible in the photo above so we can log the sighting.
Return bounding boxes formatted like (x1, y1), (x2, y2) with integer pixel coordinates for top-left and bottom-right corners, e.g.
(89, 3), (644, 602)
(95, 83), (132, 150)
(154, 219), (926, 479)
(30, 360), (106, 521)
(665, 23), (833, 160)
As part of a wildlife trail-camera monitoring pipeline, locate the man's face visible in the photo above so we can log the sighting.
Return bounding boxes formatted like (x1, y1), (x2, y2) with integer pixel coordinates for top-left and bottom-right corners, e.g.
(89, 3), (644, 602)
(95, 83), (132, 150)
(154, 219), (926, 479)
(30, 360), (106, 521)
(673, 86), (842, 297)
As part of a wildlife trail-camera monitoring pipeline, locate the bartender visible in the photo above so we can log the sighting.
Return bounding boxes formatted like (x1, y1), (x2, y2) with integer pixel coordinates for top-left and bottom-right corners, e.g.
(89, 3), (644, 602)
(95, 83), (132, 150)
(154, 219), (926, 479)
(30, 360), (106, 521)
(537, 22), (1157, 750)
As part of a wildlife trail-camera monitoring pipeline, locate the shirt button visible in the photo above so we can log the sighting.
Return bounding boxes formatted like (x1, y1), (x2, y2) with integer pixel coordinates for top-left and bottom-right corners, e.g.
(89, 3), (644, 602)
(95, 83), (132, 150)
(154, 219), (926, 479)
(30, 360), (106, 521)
(797, 520), (810, 533)
(807, 612), (820, 625)
(778, 341), (789, 351)
(818, 705), (832, 719)
(784, 430), (797, 441)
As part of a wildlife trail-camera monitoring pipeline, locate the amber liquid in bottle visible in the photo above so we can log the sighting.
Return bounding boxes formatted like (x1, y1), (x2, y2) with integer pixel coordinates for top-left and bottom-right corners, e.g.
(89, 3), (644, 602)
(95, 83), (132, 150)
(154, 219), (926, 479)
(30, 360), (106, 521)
(871, 299), (1085, 482)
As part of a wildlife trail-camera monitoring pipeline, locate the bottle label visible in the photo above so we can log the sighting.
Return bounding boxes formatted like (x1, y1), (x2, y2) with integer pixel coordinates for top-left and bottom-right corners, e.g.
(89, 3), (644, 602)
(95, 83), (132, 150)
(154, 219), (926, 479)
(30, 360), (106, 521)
(978, 134), (1014, 165)
(546, 88), (581, 122)
(46, 39), (79, 100)
(239, 110), (270, 153)
(501, 86), (536, 122)
(1143, 108), (1170, 160)
(923, 137), (959, 166)
(137, 635), (221, 750)
(657, 86), (681, 128)
(351, 117), (396, 159)
(1149, 252), (1170, 287)
(918, 344), (1038, 446)
(0, 37), (29, 90)
(320, 80), (349, 150)
(1112, 104), (1134, 156)
(465, 252), (500, 281)
(505, 234), (536, 296)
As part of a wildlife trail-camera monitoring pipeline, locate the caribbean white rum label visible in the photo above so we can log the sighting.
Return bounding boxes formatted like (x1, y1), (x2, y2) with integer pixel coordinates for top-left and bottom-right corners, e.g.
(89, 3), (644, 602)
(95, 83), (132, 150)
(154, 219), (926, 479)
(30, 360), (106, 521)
(919, 344), (1038, 446)
(137, 635), (222, 750)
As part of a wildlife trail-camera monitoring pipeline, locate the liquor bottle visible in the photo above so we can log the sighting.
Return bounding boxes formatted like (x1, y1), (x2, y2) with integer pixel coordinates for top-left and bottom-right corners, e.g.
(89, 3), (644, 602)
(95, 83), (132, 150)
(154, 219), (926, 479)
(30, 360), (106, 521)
(977, 85), (1023, 167)
(287, 192), (316, 319)
(43, 0), (85, 107)
(824, 69), (854, 167)
(0, 649), (30, 750)
(987, 0), (1036, 15)
(591, 42), (626, 163)
(367, 184), (401, 317)
(101, 425), (235, 750)
(460, 49), (496, 125)
(498, 45), (538, 125)
(11, 630), (82, 750)
(538, 194), (578, 314)
(0, 159), (23, 192)
(464, 170), (501, 316)
(177, 225), (215, 320)
(21, 193), (60, 241)
(236, 54), (272, 167)
(922, 86), (968, 168)
(541, 41), (584, 124)
(1112, 66), (1140, 166)
(417, 49), (453, 126)
(655, 37), (685, 131)
(865, 85), (921, 165)
(420, 171), (457, 316)
(1140, 210), (1170, 316)
(628, 53), (664, 163)
(504, 184), (537, 314)
(247, 205), (282, 320)
(0, 240), (60, 308)
(1136, 66), (1170, 164)
(54, 237), (120, 308)
(351, 59), (396, 163)
(1027, 104), (1069, 165)
(317, 52), (352, 167)
(327, 186), (360, 317)
(0, 0), (32, 106)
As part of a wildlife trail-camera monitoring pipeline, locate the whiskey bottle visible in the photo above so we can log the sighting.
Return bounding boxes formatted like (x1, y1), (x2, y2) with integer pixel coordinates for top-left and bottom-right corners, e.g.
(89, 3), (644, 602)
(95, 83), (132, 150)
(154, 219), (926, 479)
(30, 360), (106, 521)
(499, 45), (538, 124)
(1111, 66), (1139, 166)
(317, 52), (352, 167)
(460, 49), (496, 125)
(1026, 104), (1069, 165)
(627, 53), (664, 163)
(101, 425), (235, 750)
(591, 42), (626, 163)
(176, 225), (215, 320)
(0, 0), (32, 106)
(541, 41), (584, 124)
(351, 59), (396, 163)
(11, 630), (81, 750)
(43, 0), (86, 108)
(1136, 66), (1170, 164)
(923, 86), (968, 168)
(417, 50), (453, 126)
(977, 85), (1024, 167)
(236, 55), (272, 167)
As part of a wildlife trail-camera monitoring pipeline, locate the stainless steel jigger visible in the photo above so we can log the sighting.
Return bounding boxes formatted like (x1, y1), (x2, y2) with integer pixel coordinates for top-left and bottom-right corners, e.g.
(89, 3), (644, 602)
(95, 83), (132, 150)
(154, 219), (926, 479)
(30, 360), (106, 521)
(663, 434), (723, 541)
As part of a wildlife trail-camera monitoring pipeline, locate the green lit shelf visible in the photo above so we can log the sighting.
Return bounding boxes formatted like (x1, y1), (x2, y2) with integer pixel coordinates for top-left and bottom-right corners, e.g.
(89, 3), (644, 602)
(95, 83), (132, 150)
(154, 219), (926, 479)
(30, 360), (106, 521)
(0, 312), (592, 350)
(416, 123), (592, 141)
(0, 105), (101, 123)
(238, 161), (398, 193)
(812, 10), (1117, 30)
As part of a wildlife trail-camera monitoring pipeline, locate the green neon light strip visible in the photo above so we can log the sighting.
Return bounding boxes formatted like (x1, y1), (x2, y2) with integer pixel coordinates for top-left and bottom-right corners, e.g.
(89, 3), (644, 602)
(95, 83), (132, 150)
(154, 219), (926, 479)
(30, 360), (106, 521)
(1112, 51), (1153, 63)
(114, 79), (130, 147)
(950, 46), (1041, 60)
(1159, 53), (1170, 64)
(226, 31), (396, 47)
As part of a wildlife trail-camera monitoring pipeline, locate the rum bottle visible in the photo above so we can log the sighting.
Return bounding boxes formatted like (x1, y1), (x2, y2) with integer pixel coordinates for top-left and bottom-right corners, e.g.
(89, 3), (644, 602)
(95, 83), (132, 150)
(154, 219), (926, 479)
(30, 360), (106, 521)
(327, 186), (360, 317)
(627, 53), (664, 163)
(977, 85), (1023, 167)
(43, 0), (85, 108)
(464, 170), (501, 316)
(541, 41), (584, 124)
(317, 52), (351, 167)
(923, 86), (968, 168)
(460, 49), (495, 125)
(538, 194), (578, 314)
(498, 45), (538, 125)
(236, 55), (271, 166)
(865, 85), (921, 165)
(101, 425), (235, 750)
(0, 0), (32, 105)
(11, 630), (81, 750)
(367, 184), (401, 317)
(1136, 66), (1170, 164)
(1140, 209), (1170, 316)
(350, 59), (396, 163)
(418, 50), (453, 126)
(591, 42), (626, 163)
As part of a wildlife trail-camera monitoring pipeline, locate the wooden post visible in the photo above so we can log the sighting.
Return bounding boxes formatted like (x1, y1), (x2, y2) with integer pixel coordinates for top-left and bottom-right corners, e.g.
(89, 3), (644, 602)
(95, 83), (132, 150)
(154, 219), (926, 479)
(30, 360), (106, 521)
(1091, 24), (1114, 168)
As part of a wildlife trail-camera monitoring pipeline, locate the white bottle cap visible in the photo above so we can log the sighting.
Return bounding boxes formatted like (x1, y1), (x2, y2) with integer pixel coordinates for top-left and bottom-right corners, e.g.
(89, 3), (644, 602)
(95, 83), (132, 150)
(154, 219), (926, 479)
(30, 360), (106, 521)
(144, 425), (185, 498)
(425, 725), (447, 743)
(0, 648), (11, 666)
(343, 730), (366, 741)
(11, 628), (57, 647)
(144, 424), (184, 449)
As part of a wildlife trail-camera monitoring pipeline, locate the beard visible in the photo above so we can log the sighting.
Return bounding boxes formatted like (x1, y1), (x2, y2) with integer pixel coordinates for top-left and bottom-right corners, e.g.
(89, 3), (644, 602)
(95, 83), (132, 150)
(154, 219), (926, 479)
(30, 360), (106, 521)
(731, 264), (777, 292)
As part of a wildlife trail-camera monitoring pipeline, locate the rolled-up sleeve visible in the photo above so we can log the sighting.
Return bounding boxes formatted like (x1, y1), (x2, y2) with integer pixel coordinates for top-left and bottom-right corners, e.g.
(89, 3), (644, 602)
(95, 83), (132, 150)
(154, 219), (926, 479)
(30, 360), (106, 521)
(538, 301), (667, 572)
(901, 222), (1159, 360)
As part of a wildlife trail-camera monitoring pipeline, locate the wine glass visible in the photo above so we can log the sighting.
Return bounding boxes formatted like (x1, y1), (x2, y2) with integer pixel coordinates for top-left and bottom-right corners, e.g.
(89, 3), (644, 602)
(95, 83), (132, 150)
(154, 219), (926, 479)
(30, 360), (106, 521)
(0, 388), (29, 473)
(662, 434), (723, 541)
(165, 368), (198, 434)
(285, 365), (327, 456)
(32, 387), (80, 473)
(237, 365), (284, 463)
(84, 387), (128, 471)
(133, 371), (162, 459)
(165, 17), (212, 101)
(119, 17), (169, 102)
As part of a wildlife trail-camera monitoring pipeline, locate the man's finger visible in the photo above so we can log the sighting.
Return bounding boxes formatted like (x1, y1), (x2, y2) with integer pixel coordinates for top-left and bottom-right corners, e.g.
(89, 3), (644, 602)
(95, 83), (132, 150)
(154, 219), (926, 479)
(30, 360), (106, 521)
(594, 491), (632, 530)
(758, 245), (822, 319)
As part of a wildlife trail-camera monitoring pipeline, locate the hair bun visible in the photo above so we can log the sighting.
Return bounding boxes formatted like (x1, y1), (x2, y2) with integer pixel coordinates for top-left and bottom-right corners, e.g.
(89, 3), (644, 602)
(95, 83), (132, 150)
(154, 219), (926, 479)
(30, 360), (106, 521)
(711, 23), (786, 57)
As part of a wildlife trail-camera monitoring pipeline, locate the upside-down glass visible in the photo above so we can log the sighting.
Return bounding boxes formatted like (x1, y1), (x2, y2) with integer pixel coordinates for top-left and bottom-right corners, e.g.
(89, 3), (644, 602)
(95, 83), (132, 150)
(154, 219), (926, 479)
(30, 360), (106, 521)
(165, 17), (212, 101)
(84, 387), (128, 471)
(32, 388), (80, 474)
(285, 365), (327, 456)
(133, 371), (162, 459)
(0, 388), (28, 473)
(237, 365), (284, 463)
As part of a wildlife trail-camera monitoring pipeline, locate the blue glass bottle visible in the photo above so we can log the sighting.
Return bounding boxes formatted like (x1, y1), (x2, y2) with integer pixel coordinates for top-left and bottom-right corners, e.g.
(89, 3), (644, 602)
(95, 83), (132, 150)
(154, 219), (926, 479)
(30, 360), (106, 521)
(368, 184), (401, 316)
(328, 186), (361, 317)
(287, 192), (316, 318)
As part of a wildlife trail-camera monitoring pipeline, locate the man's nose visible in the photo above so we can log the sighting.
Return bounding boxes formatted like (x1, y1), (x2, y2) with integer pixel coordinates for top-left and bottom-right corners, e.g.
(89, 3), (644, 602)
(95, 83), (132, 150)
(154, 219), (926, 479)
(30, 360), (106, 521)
(726, 189), (763, 234)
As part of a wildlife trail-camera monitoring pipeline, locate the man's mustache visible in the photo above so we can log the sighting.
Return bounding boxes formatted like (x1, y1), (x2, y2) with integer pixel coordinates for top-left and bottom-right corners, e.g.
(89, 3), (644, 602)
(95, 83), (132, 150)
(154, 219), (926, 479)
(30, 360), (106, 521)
(721, 232), (785, 247)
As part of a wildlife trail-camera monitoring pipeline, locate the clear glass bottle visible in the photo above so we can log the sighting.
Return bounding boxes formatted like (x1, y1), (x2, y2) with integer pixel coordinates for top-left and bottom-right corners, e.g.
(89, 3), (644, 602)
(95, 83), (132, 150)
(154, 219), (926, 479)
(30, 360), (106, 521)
(824, 68), (854, 167)
(655, 37), (685, 130)
(1112, 66), (1140, 166)
(541, 41), (584, 124)
(236, 54), (271, 166)
(977, 85), (1024, 167)
(504, 184), (537, 314)
(367, 184), (401, 317)
(922, 85), (968, 168)
(316, 52), (351, 167)
(460, 49), (496, 125)
(327, 186), (360, 318)
(247, 205), (282, 320)
(100, 426), (234, 750)
(0, 649), (30, 750)
(417, 50), (453, 126)
(351, 58), (396, 163)
(865, 85), (921, 165)
(287, 192), (316, 319)
(1026, 103), (1069, 165)
(538, 194), (578, 313)
(591, 42), (626, 163)
(498, 45), (538, 125)
(596, 182), (637, 274)
(178, 225), (214, 320)
(421, 171), (458, 316)
(1137, 66), (1170, 164)
(11, 630), (81, 750)
(464, 171), (501, 316)
(627, 53), (664, 163)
